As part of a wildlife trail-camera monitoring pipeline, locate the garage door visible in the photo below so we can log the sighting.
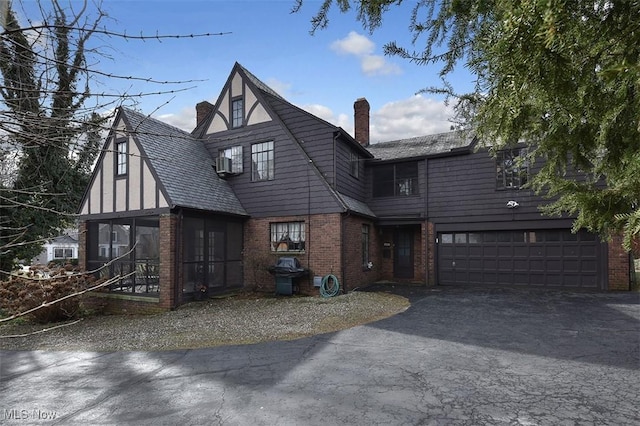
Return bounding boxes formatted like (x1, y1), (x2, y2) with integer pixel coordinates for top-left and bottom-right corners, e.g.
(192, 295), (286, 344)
(437, 229), (602, 289)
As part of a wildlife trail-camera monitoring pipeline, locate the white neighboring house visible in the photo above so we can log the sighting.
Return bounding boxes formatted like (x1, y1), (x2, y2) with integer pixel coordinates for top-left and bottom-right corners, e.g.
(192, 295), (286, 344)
(31, 233), (79, 265)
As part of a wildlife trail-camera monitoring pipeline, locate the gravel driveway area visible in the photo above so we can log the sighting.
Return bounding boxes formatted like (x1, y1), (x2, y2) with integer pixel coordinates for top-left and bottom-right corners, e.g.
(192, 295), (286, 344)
(0, 291), (409, 351)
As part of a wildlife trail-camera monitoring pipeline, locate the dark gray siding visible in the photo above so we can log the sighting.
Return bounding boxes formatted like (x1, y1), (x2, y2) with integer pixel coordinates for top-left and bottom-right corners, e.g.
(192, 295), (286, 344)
(335, 138), (367, 201)
(428, 149), (552, 224)
(204, 121), (342, 218)
(265, 94), (339, 188)
(366, 160), (427, 219)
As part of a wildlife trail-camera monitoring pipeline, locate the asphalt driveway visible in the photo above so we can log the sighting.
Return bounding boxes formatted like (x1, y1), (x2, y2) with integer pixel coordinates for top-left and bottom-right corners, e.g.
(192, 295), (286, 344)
(1, 287), (638, 425)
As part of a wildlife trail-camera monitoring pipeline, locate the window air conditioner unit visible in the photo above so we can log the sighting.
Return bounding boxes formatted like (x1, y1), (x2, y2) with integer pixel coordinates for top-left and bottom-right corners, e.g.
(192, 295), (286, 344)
(216, 156), (233, 174)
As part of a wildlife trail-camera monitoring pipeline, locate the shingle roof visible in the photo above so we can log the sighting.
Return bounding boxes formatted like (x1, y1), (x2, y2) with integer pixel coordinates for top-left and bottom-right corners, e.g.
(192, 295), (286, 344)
(366, 131), (475, 161)
(121, 108), (247, 216)
(337, 193), (377, 218)
(237, 63), (284, 100)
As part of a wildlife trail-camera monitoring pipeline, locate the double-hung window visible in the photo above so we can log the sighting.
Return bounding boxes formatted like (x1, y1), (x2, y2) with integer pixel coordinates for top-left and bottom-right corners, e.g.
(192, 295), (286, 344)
(116, 140), (127, 176)
(496, 148), (528, 189)
(251, 141), (274, 181)
(271, 222), (305, 252)
(219, 146), (243, 173)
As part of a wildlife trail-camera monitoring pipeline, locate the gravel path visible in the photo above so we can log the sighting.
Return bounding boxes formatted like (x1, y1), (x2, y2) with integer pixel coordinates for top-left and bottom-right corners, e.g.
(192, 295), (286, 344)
(0, 291), (409, 351)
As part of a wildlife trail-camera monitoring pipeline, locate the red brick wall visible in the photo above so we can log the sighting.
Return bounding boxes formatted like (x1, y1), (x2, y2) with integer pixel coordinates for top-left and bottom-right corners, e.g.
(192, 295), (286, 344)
(342, 215), (379, 290)
(378, 228), (395, 280)
(159, 213), (178, 308)
(244, 213), (343, 295)
(608, 234), (630, 290)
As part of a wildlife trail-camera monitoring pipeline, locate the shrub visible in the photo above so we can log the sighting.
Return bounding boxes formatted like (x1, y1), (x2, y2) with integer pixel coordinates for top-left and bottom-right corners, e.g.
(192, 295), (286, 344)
(0, 265), (100, 324)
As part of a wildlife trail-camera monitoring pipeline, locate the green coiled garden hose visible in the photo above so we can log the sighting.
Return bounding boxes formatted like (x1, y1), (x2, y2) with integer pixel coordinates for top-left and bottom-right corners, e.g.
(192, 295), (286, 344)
(320, 274), (340, 298)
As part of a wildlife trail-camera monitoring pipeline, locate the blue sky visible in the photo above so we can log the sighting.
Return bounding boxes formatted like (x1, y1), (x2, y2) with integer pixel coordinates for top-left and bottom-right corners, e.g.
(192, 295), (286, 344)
(23, 0), (475, 143)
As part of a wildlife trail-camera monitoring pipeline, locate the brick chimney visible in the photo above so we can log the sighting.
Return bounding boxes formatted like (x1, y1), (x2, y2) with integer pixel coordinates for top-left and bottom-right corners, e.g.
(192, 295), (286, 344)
(196, 101), (214, 128)
(354, 97), (370, 147)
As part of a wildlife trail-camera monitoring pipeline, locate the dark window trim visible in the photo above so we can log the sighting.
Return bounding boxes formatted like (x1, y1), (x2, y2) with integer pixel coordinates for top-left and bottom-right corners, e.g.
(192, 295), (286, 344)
(115, 138), (128, 177)
(496, 148), (528, 190)
(372, 162), (419, 198)
(350, 150), (360, 179)
(251, 140), (274, 182)
(231, 96), (244, 128)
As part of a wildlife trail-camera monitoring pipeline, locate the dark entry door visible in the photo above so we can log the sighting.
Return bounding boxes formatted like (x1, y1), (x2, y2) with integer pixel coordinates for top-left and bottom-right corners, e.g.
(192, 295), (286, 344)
(394, 229), (414, 279)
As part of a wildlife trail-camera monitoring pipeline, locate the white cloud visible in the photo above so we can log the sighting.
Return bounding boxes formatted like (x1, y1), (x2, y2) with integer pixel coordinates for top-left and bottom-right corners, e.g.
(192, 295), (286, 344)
(302, 95), (454, 143)
(154, 95), (454, 145)
(370, 95), (455, 143)
(330, 31), (374, 56)
(331, 31), (401, 77)
(158, 107), (196, 132)
(361, 55), (401, 76)
(265, 78), (292, 97)
(301, 103), (350, 131)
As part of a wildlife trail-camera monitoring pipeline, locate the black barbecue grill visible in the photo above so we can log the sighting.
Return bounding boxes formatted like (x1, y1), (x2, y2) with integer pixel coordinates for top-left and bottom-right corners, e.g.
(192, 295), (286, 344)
(267, 257), (309, 295)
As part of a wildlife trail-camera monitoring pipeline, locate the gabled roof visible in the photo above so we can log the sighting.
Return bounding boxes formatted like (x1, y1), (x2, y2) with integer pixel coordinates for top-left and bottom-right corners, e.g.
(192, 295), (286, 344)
(121, 107), (247, 216)
(237, 63), (284, 100)
(366, 130), (475, 161)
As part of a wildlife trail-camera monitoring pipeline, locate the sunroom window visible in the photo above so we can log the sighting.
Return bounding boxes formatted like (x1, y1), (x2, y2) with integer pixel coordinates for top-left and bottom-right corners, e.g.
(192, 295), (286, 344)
(87, 217), (159, 295)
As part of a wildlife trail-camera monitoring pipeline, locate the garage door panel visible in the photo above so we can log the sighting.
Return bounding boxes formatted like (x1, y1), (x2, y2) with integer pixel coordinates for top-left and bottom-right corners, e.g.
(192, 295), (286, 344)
(530, 259), (545, 272)
(563, 259), (579, 272)
(546, 246), (562, 257)
(513, 245), (529, 258)
(581, 260), (597, 272)
(437, 229), (602, 290)
(547, 260), (562, 272)
(529, 246), (544, 257)
(498, 259), (513, 270)
(513, 259), (528, 271)
(483, 246), (497, 256)
(498, 246), (512, 257)
(563, 245), (579, 257)
(513, 273), (529, 285)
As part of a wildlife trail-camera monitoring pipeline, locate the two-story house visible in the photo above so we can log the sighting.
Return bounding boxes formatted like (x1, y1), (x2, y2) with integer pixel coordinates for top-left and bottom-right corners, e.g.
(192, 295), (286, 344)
(77, 62), (631, 312)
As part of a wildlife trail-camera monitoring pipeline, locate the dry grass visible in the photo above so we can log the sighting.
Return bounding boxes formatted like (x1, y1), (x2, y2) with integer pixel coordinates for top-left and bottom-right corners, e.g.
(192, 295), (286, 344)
(0, 291), (410, 352)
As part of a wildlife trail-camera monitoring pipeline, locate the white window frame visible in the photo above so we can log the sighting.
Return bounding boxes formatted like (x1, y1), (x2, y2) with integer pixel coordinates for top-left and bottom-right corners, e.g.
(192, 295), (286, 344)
(270, 222), (306, 252)
(116, 140), (127, 176)
(219, 146), (243, 173)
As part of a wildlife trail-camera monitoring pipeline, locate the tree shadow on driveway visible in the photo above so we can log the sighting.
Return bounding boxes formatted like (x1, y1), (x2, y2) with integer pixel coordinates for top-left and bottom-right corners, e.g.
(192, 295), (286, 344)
(361, 284), (640, 370)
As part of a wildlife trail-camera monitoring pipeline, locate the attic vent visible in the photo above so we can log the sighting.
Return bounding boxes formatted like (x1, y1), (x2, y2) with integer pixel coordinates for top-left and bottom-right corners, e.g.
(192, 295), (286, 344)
(216, 157), (233, 175)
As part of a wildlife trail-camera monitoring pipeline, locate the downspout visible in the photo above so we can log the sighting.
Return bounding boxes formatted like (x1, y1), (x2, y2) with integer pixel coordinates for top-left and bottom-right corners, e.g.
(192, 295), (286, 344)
(341, 211), (349, 293)
(332, 131), (338, 188)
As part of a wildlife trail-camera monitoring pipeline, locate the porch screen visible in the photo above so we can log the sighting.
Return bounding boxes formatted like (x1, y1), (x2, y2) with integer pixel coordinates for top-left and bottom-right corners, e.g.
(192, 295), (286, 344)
(86, 217), (159, 295)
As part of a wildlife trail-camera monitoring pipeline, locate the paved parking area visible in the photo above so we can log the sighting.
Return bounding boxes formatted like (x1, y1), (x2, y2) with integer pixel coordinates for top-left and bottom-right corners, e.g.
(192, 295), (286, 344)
(1, 287), (638, 425)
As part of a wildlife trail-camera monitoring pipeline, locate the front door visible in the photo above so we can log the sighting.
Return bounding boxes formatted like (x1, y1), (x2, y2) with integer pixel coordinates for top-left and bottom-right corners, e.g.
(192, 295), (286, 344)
(394, 229), (414, 279)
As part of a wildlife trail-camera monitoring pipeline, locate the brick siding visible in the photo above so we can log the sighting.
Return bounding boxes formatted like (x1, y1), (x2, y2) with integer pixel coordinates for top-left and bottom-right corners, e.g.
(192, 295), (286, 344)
(244, 213), (344, 295)
(608, 234), (631, 290)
